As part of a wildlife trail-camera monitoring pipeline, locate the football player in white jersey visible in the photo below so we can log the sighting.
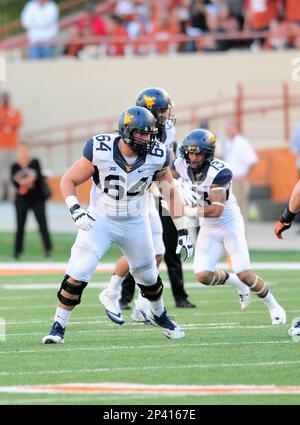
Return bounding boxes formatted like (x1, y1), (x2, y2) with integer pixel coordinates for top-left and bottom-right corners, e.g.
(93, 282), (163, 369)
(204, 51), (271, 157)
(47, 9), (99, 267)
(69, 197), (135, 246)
(173, 128), (286, 324)
(42, 106), (193, 344)
(275, 179), (300, 340)
(103, 88), (195, 323)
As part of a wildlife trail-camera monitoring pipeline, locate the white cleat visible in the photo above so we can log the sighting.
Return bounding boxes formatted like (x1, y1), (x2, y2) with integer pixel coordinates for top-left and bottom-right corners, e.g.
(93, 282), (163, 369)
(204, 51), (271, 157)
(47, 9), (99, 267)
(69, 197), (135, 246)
(288, 317), (300, 342)
(131, 307), (151, 324)
(99, 289), (124, 325)
(146, 309), (185, 339)
(238, 287), (251, 311)
(269, 304), (287, 325)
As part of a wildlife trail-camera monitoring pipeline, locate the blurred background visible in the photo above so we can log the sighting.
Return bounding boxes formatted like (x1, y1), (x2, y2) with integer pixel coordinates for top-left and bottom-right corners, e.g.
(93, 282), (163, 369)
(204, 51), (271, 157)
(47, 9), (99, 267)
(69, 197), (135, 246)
(1, 0), (300, 259)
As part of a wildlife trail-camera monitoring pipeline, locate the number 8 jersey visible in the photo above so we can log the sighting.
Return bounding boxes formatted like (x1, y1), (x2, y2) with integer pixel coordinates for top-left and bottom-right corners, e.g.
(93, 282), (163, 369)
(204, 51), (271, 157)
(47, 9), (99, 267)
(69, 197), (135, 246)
(174, 156), (242, 228)
(83, 133), (169, 219)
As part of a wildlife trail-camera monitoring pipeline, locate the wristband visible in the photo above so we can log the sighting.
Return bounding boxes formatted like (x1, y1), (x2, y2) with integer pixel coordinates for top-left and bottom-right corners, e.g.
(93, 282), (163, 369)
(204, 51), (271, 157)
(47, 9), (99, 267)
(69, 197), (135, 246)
(173, 216), (187, 231)
(281, 206), (296, 223)
(65, 195), (79, 209)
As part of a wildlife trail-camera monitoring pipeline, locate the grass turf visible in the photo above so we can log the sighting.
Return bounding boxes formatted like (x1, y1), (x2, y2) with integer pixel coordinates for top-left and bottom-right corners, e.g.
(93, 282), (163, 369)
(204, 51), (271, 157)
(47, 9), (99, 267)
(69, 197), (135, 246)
(0, 264), (300, 405)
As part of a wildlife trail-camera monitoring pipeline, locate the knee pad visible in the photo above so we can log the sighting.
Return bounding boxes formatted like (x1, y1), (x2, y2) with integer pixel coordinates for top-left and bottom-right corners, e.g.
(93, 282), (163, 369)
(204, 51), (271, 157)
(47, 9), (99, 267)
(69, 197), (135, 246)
(137, 275), (163, 301)
(57, 275), (88, 306)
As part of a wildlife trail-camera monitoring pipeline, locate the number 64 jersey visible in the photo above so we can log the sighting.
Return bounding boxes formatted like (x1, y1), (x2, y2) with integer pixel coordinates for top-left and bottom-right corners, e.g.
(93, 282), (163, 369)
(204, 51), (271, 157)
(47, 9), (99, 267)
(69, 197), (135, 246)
(174, 156), (243, 228)
(83, 133), (169, 219)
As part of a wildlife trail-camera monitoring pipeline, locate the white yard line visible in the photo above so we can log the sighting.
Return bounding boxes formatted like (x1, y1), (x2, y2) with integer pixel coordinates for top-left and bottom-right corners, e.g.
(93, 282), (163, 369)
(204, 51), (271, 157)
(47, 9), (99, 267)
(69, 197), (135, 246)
(0, 339), (291, 356)
(3, 323), (287, 338)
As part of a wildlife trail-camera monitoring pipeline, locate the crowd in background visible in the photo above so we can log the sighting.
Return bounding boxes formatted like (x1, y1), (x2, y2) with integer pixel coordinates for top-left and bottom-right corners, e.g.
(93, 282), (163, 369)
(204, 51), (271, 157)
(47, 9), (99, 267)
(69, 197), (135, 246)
(18, 0), (300, 59)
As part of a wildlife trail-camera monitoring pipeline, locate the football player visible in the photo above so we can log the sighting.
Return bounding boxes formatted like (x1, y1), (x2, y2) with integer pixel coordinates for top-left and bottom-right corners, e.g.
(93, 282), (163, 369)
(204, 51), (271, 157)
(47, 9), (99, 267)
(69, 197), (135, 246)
(173, 128), (286, 324)
(42, 106), (193, 344)
(102, 87), (195, 322)
(275, 179), (300, 339)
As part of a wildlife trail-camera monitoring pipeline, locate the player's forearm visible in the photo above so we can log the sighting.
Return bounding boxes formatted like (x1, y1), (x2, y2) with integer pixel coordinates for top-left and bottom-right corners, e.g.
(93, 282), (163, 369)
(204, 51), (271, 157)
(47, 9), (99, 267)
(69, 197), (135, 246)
(60, 174), (78, 200)
(167, 184), (185, 219)
(185, 204), (223, 218)
(288, 180), (300, 214)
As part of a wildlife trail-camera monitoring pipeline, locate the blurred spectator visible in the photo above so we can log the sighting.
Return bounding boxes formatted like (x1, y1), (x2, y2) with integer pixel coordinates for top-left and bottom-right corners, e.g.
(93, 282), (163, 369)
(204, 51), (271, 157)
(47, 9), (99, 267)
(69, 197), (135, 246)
(284, 0), (300, 25)
(0, 93), (23, 202)
(265, 19), (290, 49)
(21, 0), (59, 59)
(223, 120), (258, 227)
(244, 0), (281, 49)
(66, 3), (107, 57)
(11, 143), (52, 260)
(106, 14), (128, 56)
(77, 3), (106, 37)
(290, 121), (300, 178)
(151, 13), (181, 54)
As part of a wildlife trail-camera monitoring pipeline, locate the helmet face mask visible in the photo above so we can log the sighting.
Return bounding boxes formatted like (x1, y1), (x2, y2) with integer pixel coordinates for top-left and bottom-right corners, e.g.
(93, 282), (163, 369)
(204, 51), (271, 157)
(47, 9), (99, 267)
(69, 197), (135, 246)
(135, 87), (176, 130)
(118, 106), (158, 156)
(181, 129), (216, 172)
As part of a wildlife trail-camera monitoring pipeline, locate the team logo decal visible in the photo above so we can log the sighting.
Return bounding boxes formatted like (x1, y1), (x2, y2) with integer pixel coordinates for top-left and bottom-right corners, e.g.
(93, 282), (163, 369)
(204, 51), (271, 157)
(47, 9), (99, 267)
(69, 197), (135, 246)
(209, 134), (216, 144)
(144, 95), (156, 109)
(124, 111), (135, 125)
(189, 145), (198, 151)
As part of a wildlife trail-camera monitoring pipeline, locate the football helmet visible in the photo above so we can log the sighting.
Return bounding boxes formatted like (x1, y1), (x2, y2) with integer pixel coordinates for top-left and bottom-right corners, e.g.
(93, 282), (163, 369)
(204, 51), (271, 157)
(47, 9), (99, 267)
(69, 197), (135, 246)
(180, 128), (216, 172)
(135, 87), (176, 129)
(118, 106), (158, 156)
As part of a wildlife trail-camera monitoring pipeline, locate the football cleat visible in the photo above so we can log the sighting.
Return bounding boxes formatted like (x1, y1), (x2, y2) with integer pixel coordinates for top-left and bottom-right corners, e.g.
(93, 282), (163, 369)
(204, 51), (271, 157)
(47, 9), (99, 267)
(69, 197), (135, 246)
(268, 304), (287, 325)
(99, 289), (124, 325)
(131, 307), (152, 324)
(288, 317), (300, 342)
(239, 292), (250, 311)
(147, 309), (185, 339)
(42, 321), (65, 344)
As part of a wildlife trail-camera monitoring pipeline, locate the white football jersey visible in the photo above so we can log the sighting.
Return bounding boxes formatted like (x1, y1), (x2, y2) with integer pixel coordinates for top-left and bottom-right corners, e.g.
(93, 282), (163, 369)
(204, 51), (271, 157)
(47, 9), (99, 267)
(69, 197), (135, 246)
(174, 156), (242, 227)
(162, 121), (176, 149)
(83, 132), (169, 219)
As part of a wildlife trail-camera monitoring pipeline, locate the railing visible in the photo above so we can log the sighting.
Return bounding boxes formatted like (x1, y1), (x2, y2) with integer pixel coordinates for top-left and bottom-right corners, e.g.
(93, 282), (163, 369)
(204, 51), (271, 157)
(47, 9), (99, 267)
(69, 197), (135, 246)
(22, 83), (300, 175)
(1, 28), (298, 51)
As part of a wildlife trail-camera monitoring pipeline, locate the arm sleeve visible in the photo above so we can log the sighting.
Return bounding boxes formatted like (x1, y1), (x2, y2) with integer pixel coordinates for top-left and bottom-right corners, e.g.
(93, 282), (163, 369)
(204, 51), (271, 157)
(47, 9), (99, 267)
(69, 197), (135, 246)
(83, 138), (94, 163)
(212, 168), (233, 185)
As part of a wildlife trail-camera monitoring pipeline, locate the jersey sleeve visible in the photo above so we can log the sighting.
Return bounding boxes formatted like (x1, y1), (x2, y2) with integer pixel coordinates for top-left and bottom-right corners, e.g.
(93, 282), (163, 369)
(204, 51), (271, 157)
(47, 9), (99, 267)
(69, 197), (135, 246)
(162, 148), (170, 169)
(83, 138), (94, 163)
(212, 168), (233, 185)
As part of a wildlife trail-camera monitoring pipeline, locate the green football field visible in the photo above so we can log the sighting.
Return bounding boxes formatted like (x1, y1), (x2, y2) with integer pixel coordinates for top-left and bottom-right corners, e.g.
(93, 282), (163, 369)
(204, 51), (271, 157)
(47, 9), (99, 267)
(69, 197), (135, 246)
(0, 232), (300, 405)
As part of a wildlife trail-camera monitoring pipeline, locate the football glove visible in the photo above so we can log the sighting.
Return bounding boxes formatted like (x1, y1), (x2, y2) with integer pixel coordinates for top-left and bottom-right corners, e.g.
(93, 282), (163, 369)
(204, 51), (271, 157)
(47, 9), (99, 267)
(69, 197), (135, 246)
(175, 178), (200, 207)
(176, 229), (193, 261)
(274, 206), (296, 239)
(70, 204), (95, 231)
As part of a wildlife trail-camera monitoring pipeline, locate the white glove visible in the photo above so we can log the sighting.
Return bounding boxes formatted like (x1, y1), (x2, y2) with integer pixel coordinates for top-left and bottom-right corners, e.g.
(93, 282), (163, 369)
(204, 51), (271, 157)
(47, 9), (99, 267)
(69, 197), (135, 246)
(70, 204), (95, 231)
(184, 206), (199, 217)
(175, 179), (200, 207)
(176, 229), (193, 261)
(160, 197), (169, 212)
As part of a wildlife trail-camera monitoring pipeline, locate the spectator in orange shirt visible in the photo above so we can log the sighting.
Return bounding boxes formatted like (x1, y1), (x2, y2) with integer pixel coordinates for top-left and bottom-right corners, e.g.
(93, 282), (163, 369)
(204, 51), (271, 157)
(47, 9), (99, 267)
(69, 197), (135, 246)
(106, 13), (128, 56)
(284, 0), (300, 24)
(0, 92), (23, 201)
(244, 0), (281, 31)
(66, 3), (107, 57)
